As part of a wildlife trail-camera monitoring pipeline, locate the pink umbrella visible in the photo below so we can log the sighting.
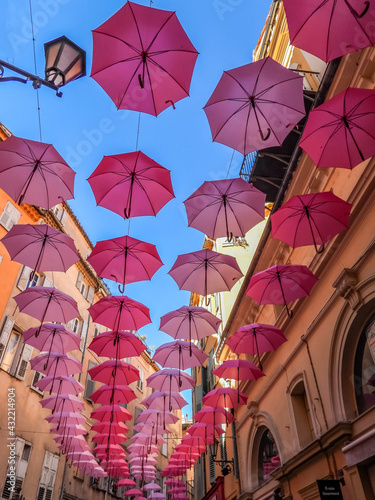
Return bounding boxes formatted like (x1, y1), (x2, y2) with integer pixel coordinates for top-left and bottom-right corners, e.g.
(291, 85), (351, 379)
(90, 384), (137, 405)
(0, 135), (75, 209)
(91, 404), (132, 422)
(1, 224), (79, 275)
(159, 306), (221, 344)
(186, 422), (225, 439)
(203, 57), (305, 155)
(165, 479), (185, 486)
(88, 150), (174, 219)
(202, 387), (247, 408)
(125, 490), (145, 498)
(168, 249), (243, 305)
(91, 1), (198, 116)
(23, 323), (80, 349)
(87, 235), (163, 294)
(40, 394), (84, 413)
(143, 483), (161, 492)
(300, 88), (375, 169)
(146, 368), (195, 392)
(92, 433), (127, 444)
(184, 178), (265, 241)
(88, 295), (151, 331)
(283, 0), (375, 63)
(34, 375), (84, 395)
(148, 494), (166, 500)
(227, 323), (287, 370)
(127, 443), (159, 454)
(89, 359), (140, 385)
(131, 433), (165, 446)
(45, 411), (85, 428)
(30, 352), (82, 375)
(136, 409), (179, 425)
(94, 444), (125, 454)
(246, 264), (318, 318)
(14, 286), (79, 324)
(88, 330), (146, 358)
(117, 479), (136, 487)
(212, 359), (265, 400)
(130, 457), (157, 466)
(143, 390), (187, 411)
(91, 421), (129, 434)
(153, 340), (207, 369)
(50, 423), (87, 436)
(193, 406), (235, 425)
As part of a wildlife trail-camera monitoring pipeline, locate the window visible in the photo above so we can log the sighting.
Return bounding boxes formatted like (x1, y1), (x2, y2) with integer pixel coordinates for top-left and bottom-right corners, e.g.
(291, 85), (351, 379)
(0, 201), (21, 231)
(36, 451), (59, 500)
(93, 324), (102, 338)
(207, 349), (215, 392)
(1, 437), (32, 499)
(0, 317), (33, 380)
(290, 380), (315, 448)
(84, 360), (96, 403)
(136, 367), (144, 392)
(17, 265), (38, 291)
(257, 429), (280, 485)
(354, 316), (375, 415)
(68, 318), (83, 336)
(31, 371), (45, 396)
(51, 204), (67, 225)
(161, 433), (168, 457)
(133, 407), (143, 434)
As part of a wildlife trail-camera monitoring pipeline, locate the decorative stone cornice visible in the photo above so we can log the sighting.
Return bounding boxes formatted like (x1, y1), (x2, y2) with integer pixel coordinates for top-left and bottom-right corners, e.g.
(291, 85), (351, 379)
(333, 268), (363, 311)
(247, 400), (259, 418)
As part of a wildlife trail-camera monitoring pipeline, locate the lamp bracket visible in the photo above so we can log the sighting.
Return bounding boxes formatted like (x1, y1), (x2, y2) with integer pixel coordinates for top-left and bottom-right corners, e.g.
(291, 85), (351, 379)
(0, 60), (62, 97)
(212, 459), (234, 465)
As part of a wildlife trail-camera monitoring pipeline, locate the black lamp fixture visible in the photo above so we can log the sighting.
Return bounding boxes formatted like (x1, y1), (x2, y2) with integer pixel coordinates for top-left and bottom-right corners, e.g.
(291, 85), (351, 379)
(0, 35), (85, 97)
(208, 438), (234, 476)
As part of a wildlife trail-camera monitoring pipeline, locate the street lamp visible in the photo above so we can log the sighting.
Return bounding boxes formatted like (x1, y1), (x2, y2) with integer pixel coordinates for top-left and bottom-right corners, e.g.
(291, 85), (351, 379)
(0, 35), (86, 97)
(208, 438), (234, 476)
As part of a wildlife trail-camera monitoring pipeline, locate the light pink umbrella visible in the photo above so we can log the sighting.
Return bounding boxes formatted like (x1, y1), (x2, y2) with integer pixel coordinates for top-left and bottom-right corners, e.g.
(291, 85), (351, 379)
(246, 264), (318, 318)
(142, 390), (188, 412)
(0, 135), (75, 209)
(88, 295), (151, 331)
(88, 330), (146, 358)
(90, 384), (137, 405)
(50, 423), (87, 436)
(87, 235), (163, 294)
(88, 150), (174, 219)
(184, 178), (265, 241)
(91, 1), (198, 116)
(14, 286), (79, 324)
(168, 249), (243, 305)
(127, 443), (159, 454)
(131, 433), (165, 446)
(148, 494), (166, 500)
(136, 409), (179, 425)
(40, 393), (84, 413)
(1, 223), (79, 274)
(153, 340), (207, 369)
(203, 57), (305, 155)
(130, 457), (157, 466)
(186, 422), (225, 439)
(143, 483), (161, 492)
(23, 323), (80, 354)
(91, 404), (132, 422)
(146, 368), (195, 392)
(30, 352), (82, 375)
(89, 359), (140, 386)
(45, 411), (85, 428)
(34, 375), (84, 395)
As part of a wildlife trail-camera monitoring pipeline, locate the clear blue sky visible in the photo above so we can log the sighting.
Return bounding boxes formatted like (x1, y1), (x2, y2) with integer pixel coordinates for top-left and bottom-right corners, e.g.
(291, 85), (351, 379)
(0, 0), (271, 416)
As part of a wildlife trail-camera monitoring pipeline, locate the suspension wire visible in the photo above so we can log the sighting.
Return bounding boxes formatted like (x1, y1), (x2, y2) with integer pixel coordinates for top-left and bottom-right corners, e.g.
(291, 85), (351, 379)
(135, 112), (141, 150)
(226, 150), (235, 179)
(28, 0), (43, 141)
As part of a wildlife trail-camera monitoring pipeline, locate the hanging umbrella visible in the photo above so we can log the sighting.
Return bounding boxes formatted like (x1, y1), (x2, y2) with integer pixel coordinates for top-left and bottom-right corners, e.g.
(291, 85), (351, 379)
(246, 264), (318, 318)
(184, 178), (265, 241)
(186, 422), (225, 439)
(136, 409), (179, 425)
(92, 433), (127, 444)
(165, 479), (185, 486)
(91, 421), (129, 434)
(0, 135), (75, 209)
(193, 406), (235, 425)
(203, 57), (305, 155)
(30, 352), (82, 375)
(202, 387), (247, 408)
(87, 235), (163, 294)
(90, 384), (137, 405)
(1, 224), (79, 275)
(88, 295), (151, 331)
(88, 359), (140, 385)
(146, 368), (195, 392)
(142, 390), (188, 412)
(143, 483), (161, 492)
(212, 359), (265, 401)
(91, 1), (198, 116)
(168, 249), (243, 305)
(125, 490), (145, 497)
(299, 88), (375, 169)
(23, 323), (80, 349)
(133, 422), (171, 435)
(50, 425), (87, 438)
(149, 494), (166, 500)
(227, 323), (287, 370)
(40, 394), (84, 413)
(45, 411), (85, 429)
(153, 340), (207, 369)
(117, 479), (136, 487)
(14, 286), (79, 324)
(88, 330), (146, 358)
(283, 0), (375, 63)
(91, 404), (132, 422)
(88, 150), (174, 219)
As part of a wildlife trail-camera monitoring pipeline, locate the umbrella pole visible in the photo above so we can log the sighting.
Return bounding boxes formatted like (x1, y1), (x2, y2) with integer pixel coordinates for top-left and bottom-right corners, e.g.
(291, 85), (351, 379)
(304, 206), (324, 254)
(189, 311), (192, 357)
(118, 248), (128, 295)
(251, 101), (271, 142)
(124, 172), (135, 219)
(43, 327), (57, 370)
(344, 0), (369, 18)
(223, 197), (233, 242)
(204, 260), (210, 306)
(238, 366), (240, 403)
(36, 293), (53, 337)
(254, 329), (263, 371)
(276, 272), (293, 318)
(18, 162), (40, 205)
(31, 234), (48, 279)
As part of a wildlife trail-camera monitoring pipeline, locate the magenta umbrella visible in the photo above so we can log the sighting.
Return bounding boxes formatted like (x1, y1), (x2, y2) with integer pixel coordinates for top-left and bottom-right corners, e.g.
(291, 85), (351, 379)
(23, 323), (80, 349)
(202, 387), (248, 408)
(143, 483), (161, 492)
(88, 295), (151, 331)
(1, 224), (79, 275)
(125, 489), (144, 497)
(91, 404), (132, 422)
(87, 235), (163, 294)
(91, 1), (198, 116)
(91, 421), (129, 434)
(146, 368), (195, 392)
(168, 249), (243, 305)
(300, 88), (375, 169)
(193, 406), (235, 425)
(14, 286), (79, 324)
(271, 192), (352, 252)
(88, 330), (146, 358)
(142, 390), (188, 413)
(136, 409), (179, 425)
(184, 178), (265, 241)
(30, 352), (82, 375)
(246, 264), (318, 318)
(203, 57), (305, 155)
(92, 433), (127, 445)
(227, 323), (287, 370)
(88, 359), (140, 385)
(212, 359), (265, 401)
(88, 150), (174, 219)
(283, 0), (375, 62)
(117, 479), (136, 487)
(153, 340), (207, 369)
(90, 384), (137, 405)
(0, 135), (75, 209)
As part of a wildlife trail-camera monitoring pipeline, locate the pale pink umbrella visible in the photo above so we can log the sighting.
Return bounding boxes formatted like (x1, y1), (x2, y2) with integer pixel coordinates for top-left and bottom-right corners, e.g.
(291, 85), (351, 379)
(142, 390), (188, 411)
(130, 457), (157, 466)
(168, 249), (243, 305)
(1, 224), (79, 275)
(45, 411), (85, 430)
(23, 323), (80, 350)
(89, 359), (140, 386)
(89, 295), (151, 331)
(136, 409), (179, 425)
(143, 483), (161, 492)
(50, 423), (87, 436)
(184, 178), (265, 241)
(153, 340), (207, 369)
(131, 433), (166, 446)
(40, 393), (84, 413)
(146, 368), (195, 392)
(148, 494), (166, 500)
(90, 384), (137, 405)
(88, 330), (146, 359)
(34, 375), (84, 395)
(91, 404), (132, 422)
(30, 352), (82, 375)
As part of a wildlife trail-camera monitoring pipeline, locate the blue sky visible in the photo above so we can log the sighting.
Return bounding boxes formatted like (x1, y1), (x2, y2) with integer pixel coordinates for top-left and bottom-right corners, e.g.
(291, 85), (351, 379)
(1, 0), (271, 416)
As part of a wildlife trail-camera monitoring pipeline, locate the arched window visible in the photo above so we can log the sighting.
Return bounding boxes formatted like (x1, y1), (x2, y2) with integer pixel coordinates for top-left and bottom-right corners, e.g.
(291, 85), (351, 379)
(257, 429), (280, 485)
(354, 316), (375, 415)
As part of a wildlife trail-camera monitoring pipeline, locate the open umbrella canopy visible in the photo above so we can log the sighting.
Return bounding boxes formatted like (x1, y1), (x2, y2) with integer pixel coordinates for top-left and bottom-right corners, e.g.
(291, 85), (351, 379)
(50, 423), (87, 436)
(88, 330), (146, 358)
(193, 406), (235, 425)
(30, 352), (82, 376)
(136, 409), (179, 425)
(40, 394), (84, 413)
(88, 359), (140, 385)
(186, 422), (225, 438)
(146, 368), (195, 392)
(92, 433), (127, 444)
(87, 150), (174, 219)
(213, 359), (265, 381)
(142, 390), (188, 411)
(91, 421), (129, 434)
(203, 57), (305, 155)
(0, 135), (75, 209)
(87, 234), (163, 293)
(124, 488), (144, 496)
(143, 483), (161, 492)
(90, 384), (137, 405)
(45, 411), (85, 426)
(23, 323), (80, 351)
(34, 375), (84, 395)
(283, 0), (375, 62)
(184, 178), (266, 241)
(202, 387), (248, 408)
(91, 404), (133, 422)
(1, 224), (79, 274)
(300, 88), (375, 169)
(91, 1), (198, 116)
(88, 295), (151, 331)
(153, 340), (207, 369)
(14, 286), (79, 323)
(117, 479), (136, 487)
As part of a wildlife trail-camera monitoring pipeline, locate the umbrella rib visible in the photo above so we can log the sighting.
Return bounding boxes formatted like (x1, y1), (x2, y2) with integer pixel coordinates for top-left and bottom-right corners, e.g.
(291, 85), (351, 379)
(289, 0), (329, 43)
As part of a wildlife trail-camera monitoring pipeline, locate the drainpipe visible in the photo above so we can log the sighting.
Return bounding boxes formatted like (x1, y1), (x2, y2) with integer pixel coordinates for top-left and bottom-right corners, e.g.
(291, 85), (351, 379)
(230, 409), (241, 485)
(258, 0), (280, 60)
(58, 459), (68, 500)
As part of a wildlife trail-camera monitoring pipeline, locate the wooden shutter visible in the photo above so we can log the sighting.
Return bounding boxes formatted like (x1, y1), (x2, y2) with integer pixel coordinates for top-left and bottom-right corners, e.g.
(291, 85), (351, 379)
(42, 275), (54, 288)
(86, 286), (95, 304)
(31, 371), (45, 395)
(75, 271), (83, 290)
(0, 316), (15, 363)
(60, 210), (68, 225)
(17, 265), (33, 291)
(0, 201), (21, 231)
(15, 344), (33, 380)
(84, 360), (96, 402)
(209, 451), (216, 484)
(80, 321), (88, 350)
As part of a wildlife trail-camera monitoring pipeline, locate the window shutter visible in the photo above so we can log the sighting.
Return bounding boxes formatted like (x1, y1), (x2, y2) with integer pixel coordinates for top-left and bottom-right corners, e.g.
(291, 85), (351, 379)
(17, 265), (33, 291)
(194, 385), (203, 414)
(0, 201), (21, 231)
(37, 485), (46, 500)
(42, 275), (54, 288)
(84, 361), (96, 402)
(15, 344), (33, 380)
(60, 210), (68, 226)
(0, 316), (15, 363)
(80, 321), (88, 350)
(137, 367), (144, 391)
(86, 286), (95, 304)
(209, 451), (216, 484)
(75, 272), (83, 290)
(31, 371), (45, 395)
